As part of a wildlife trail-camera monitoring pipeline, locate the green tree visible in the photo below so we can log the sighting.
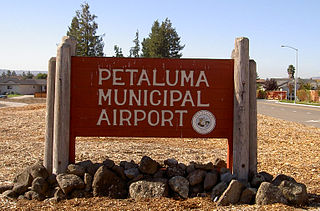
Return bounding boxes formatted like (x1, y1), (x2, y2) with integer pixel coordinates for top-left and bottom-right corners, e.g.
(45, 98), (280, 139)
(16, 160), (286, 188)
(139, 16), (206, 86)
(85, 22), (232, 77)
(11, 71), (17, 77)
(67, 2), (104, 56)
(141, 18), (185, 58)
(129, 30), (140, 57)
(22, 72), (27, 79)
(1, 72), (6, 79)
(26, 71), (34, 79)
(114, 45), (124, 57)
(287, 64), (295, 79)
(264, 78), (278, 91)
(35, 73), (48, 79)
(6, 70), (11, 77)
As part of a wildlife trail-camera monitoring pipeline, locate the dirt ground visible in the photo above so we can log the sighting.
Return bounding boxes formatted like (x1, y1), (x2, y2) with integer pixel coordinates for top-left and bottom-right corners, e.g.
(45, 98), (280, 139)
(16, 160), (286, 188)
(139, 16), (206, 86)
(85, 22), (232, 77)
(0, 103), (319, 210)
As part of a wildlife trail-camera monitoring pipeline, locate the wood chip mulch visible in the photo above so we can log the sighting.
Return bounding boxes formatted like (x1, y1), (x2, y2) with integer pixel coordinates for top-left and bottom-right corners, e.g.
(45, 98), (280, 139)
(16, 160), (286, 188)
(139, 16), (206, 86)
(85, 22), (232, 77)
(0, 104), (319, 210)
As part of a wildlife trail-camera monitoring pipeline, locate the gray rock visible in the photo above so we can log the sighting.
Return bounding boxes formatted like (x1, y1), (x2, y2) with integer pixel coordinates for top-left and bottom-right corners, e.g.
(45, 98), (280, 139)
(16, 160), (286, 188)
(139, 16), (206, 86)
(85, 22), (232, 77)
(47, 174), (57, 186)
(103, 159), (115, 169)
(2, 190), (17, 199)
(204, 171), (218, 191)
(54, 187), (66, 202)
(112, 165), (127, 180)
(259, 171), (273, 182)
(239, 188), (256, 204)
(84, 173), (93, 192)
(220, 172), (234, 184)
(194, 162), (214, 171)
(31, 177), (49, 195)
(0, 184), (13, 194)
(92, 166), (127, 198)
(87, 163), (103, 176)
(186, 163), (195, 174)
(28, 162), (49, 180)
(164, 158), (178, 166)
(217, 180), (244, 206)
(24, 190), (45, 201)
(250, 173), (265, 188)
(178, 163), (187, 171)
(56, 173), (85, 195)
(129, 179), (168, 198)
(214, 158), (227, 170)
(120, 161), (138, 170)
(17, 195), (27, 200)
(167, 165), (185, 178)
(13, 169), (33, 189)
(139, 156), (159, 175)
(211, 182), (228, 201)
(78, 160), (93, 172)
(70, 189), (87, 199)
(153, 169), (166, 178)
(169, 176), (189, 199)
(220, 167), (230, 174)
(188, 169), (206, 186)
(272, 174), (296, 186)
(256, 182), (288, 205)
(12, 184), (28, 195)
(279, 180), (308, 206)
(190, 183), (203, 194)
(67, 164), (86, 177)
(124, 168), (140, 179)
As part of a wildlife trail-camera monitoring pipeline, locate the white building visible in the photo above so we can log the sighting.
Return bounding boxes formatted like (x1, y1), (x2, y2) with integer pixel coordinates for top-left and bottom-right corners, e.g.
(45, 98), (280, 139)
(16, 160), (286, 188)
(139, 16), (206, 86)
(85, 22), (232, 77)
(0, 78), (46, 95)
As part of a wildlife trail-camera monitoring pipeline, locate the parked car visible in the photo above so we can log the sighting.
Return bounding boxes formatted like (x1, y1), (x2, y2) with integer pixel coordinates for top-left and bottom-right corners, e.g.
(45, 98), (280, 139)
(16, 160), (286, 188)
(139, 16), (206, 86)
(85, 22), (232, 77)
(0, 95), (7, 99)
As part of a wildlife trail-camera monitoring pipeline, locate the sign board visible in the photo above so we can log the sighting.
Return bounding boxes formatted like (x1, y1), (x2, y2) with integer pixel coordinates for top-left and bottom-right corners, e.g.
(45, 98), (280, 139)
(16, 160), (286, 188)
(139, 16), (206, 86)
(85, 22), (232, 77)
(70, 57), (234, 141)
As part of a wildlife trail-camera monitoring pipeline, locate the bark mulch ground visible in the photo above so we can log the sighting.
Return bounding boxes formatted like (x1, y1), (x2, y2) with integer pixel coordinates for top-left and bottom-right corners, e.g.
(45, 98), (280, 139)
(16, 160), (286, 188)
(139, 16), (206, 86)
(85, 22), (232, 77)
(0, 104), (319, 210)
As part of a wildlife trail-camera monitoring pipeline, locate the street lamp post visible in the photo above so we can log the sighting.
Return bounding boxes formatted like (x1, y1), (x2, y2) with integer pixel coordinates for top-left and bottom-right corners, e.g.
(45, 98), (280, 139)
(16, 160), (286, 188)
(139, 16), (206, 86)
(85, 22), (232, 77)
(281, 45), (298, 104)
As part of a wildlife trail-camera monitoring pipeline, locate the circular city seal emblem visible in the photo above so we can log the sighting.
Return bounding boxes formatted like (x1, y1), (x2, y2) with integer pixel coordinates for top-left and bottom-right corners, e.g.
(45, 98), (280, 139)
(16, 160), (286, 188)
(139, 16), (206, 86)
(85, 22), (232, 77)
(192, 110), (216, 135)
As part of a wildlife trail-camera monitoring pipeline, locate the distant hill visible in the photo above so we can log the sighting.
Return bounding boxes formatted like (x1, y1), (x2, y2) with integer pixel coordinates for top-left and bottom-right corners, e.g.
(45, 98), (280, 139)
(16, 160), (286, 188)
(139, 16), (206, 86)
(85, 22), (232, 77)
(0, 69), (47, 75)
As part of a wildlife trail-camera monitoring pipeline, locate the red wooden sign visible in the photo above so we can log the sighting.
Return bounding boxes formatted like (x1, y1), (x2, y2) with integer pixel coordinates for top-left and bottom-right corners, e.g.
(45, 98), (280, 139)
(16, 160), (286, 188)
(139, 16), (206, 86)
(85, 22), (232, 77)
(70, 57), (234, 165)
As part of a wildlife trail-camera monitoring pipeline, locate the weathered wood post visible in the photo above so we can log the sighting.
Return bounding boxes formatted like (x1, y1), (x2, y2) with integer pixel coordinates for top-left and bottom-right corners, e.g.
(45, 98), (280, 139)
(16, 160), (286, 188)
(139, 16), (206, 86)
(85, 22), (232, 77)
(44, 57), (56, 174)
(232, 37), (250, 183)
(52, 36), (76, 174)
(249, 60), (257, 175)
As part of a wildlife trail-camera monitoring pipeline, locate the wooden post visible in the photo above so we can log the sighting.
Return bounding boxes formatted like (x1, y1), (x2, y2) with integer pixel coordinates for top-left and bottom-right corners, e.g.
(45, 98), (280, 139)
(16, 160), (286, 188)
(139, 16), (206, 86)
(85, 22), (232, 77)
(232, 37), (250, 183)
(53, 36), (76, 174)
(44, 57), (56, 175)
(249, 60), (257, 175)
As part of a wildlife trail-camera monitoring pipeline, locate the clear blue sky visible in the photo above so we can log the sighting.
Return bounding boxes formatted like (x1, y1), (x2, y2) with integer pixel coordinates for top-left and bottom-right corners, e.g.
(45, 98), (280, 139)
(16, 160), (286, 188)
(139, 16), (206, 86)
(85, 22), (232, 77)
(0, 0), (319, 79)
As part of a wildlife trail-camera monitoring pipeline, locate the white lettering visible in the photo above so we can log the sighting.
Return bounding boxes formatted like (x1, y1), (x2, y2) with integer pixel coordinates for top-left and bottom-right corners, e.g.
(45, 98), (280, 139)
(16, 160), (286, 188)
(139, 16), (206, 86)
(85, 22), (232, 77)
(137, 69), (151, 86)
(148, 110), (159, 126)
(195, 71), (209, 87)
(161, 110), (173, 126)
(181, 90), (195, 106)
(134, 110), (146, 126)
(98, 69), (111, 85)
(114, 89), (127, 105)
(125, 69), (138, 85)
(113, 69), (125, 85)
(97, 109), (110, 125)
(129, 90), (141, 106)
(98, 89), (111, 105)
(153, 69), (165, 86)
(119, 110), (131, 126)
(150, 90), (161, 106)
(170, 90), (182, 106)
(197, 91), (209, 107)
(181, 70), (194, 86)
(175, 110), (188, 126)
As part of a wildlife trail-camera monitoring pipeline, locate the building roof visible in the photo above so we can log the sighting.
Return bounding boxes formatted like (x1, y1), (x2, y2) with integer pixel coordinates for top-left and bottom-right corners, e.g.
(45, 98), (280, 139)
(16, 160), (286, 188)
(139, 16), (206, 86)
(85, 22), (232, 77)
(0, 78), (46, 85)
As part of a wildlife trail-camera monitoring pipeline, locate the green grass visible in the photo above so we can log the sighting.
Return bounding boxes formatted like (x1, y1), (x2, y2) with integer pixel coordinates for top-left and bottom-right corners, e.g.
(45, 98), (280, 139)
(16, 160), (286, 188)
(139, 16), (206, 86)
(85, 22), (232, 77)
(279, 99), (320, 106)
(7, 94), (23, 98)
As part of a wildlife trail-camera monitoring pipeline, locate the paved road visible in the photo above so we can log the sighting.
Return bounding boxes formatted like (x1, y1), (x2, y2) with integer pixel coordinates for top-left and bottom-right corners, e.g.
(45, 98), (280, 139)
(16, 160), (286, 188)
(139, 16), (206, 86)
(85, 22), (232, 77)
(257, 100), (320, 128)
(0, 101), (28, 108)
